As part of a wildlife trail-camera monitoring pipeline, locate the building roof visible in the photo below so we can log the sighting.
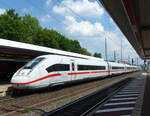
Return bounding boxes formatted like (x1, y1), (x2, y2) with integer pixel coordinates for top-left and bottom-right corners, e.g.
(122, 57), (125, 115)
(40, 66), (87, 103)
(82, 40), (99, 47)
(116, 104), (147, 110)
(0, 38), (104, 61)
(100, 0), (150, 59)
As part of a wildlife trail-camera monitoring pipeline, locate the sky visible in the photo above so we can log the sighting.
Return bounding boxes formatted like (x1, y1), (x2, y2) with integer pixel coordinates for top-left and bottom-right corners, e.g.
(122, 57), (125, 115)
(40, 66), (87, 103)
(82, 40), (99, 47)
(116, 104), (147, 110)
(0, 0), (143, 64)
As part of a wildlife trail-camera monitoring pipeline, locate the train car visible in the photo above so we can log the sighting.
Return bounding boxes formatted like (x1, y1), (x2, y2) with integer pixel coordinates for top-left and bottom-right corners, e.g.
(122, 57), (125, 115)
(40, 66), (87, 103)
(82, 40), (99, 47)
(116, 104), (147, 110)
(126, 65), (133, 72)
(11, 55), (108, 89)
(126, 64), (140, 72)
(131, 65), (139, 72)
(108, 62), (125, 75)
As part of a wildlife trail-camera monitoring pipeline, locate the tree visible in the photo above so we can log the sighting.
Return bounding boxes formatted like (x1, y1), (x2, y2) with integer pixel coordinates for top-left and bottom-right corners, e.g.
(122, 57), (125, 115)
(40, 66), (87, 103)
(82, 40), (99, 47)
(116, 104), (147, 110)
(80, 48), (92, 56)
(93, 53), (102, 58)
(0, 9), (42, 43)
(22, 14), (42, 43)
(34, 29), (60, 49)
(0, 9), (23, 41)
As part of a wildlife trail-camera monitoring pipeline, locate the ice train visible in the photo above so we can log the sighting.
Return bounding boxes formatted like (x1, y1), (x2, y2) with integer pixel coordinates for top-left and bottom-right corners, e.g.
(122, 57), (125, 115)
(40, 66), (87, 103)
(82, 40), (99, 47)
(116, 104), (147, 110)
(11, 54), (140, 89)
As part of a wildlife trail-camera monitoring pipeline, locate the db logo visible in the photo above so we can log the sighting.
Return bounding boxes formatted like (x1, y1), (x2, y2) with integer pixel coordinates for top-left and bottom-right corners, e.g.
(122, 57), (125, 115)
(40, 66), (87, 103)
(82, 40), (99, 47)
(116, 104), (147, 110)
(21, 72), (25, 75)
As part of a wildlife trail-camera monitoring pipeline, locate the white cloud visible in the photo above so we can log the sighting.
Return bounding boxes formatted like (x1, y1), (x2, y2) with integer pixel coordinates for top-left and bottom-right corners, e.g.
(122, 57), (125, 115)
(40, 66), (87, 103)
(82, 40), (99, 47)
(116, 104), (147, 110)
(46, 0), (51, 6)
(63, 16), (104, 36)
(0, 8), (5, 15)
(40, 14), (51, 23)
(106, 32), (120, 51)
(53, 0), (104, 18)
(63, 16), (122, 53)
(108, 18), (141, 61)
(62, 15), (139, 60)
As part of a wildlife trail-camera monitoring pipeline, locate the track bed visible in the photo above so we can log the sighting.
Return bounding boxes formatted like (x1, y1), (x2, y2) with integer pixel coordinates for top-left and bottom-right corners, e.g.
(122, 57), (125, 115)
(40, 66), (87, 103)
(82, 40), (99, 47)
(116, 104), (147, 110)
(0, 72), (140, 116)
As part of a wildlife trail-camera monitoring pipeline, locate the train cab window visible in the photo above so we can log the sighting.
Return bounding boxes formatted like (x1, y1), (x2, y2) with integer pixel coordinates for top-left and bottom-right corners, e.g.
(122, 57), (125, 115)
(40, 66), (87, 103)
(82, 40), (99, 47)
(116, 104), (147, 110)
(23, 57), (45, 69)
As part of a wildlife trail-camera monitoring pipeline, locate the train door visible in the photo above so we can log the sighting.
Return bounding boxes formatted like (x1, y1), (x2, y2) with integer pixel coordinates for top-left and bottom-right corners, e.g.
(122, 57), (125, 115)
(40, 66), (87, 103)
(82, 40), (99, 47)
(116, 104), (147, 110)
(107, 62), (111, 77)
(125, 64), (127, 73)
(70, 60), (76, 81)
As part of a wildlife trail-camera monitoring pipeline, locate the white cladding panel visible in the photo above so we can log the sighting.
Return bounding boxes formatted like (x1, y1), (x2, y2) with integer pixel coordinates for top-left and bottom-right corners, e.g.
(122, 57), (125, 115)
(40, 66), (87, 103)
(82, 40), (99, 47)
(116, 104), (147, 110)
(108, 62), (125, 75)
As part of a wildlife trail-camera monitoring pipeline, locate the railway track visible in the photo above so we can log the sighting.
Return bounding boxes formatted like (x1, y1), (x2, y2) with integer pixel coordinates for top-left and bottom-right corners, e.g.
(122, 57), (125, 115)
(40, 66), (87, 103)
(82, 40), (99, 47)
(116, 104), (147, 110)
(43, 74), (145, 116)
(0, 72), (140, 116)
(87, 77), (145, 116)
(0, 97), (14, 102)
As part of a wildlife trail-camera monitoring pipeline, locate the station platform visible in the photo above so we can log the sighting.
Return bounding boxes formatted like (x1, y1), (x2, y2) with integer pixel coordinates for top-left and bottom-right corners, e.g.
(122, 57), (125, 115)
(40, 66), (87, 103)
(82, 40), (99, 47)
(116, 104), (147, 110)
(0, 83), (12, 97)
(141, 73), (150, 116)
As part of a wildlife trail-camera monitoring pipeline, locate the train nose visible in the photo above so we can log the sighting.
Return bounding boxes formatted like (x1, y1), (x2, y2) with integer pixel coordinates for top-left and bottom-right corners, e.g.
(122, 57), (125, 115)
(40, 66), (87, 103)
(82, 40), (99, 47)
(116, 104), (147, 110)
(11, 69), (32, 83)
(11, 75), (31, 89)
(11, 75), (29, 84)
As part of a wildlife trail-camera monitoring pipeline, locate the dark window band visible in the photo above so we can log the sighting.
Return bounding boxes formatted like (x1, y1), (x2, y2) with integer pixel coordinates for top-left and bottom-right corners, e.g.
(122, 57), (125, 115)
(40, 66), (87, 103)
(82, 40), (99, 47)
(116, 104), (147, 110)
(112, 66), (124, 69)
(127, 67), (135, 69)
(46, 64), (106, 73)
(46, 64), (70, 73)
(77, 65), (105, 70)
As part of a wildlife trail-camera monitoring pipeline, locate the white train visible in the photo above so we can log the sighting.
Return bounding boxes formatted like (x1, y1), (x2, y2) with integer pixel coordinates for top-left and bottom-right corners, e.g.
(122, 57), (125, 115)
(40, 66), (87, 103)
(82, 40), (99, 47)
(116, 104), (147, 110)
(10, 54), (140, 89)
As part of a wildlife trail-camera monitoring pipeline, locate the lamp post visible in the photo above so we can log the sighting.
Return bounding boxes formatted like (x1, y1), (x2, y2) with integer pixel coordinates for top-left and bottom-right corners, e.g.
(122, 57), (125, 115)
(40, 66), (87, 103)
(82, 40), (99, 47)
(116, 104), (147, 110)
(128, 55), (130, 64)
(114, 51), (116, 62)
(121, 39), (122, 62)
(105, 38), (108, 61)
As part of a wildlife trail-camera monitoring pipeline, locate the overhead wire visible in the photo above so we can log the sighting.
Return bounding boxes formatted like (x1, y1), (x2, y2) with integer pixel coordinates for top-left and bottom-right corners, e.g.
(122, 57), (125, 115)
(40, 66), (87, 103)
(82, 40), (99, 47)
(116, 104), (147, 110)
(1, 0), (88, 27)
(26, 0), (62, 23)
(56, 0), (87, 21)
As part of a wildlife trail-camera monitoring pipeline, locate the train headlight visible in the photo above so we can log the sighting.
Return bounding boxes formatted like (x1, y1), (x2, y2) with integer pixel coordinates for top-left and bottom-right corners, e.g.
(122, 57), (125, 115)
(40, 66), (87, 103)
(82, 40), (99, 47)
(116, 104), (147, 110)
(17, 69), (31, 76)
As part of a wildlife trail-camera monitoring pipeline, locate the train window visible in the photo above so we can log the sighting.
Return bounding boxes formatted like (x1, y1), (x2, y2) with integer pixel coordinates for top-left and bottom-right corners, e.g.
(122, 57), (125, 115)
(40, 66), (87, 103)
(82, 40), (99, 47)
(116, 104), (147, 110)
(112, 66), (124, 69)
(77, 65), (105, 70)
(46, 64), (69, 73)
(127, 67), (133, 69)
(23, 57), (45, 69)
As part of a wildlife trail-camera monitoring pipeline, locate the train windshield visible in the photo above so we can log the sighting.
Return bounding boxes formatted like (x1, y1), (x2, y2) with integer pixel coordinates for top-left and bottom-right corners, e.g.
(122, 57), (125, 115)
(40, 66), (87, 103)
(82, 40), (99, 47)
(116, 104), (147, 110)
(23, 57), (45, 69)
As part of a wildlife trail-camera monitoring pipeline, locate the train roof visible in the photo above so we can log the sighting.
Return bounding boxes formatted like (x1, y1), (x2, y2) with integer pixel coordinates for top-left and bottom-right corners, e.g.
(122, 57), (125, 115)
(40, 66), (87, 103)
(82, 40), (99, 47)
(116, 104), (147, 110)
(108, 61), (125, 66)
(0, 38), (104, 61)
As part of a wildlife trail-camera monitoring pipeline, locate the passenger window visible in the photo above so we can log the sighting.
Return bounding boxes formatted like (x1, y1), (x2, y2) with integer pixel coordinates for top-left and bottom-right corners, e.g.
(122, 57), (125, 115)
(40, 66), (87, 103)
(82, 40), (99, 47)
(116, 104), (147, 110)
(46, 64), (69, 73)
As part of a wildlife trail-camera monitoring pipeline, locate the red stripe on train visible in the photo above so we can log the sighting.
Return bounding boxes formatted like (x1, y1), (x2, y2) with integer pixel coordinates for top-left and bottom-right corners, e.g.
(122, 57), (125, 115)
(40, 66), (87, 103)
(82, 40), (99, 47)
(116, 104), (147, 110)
(90, 70), (109, 73)
(11, 73), (61, 85)
(11, 70), (127, 85)
(110, 70), (125, 72)
(68, 70), (126, 75)
(68, 72), (90, 75)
